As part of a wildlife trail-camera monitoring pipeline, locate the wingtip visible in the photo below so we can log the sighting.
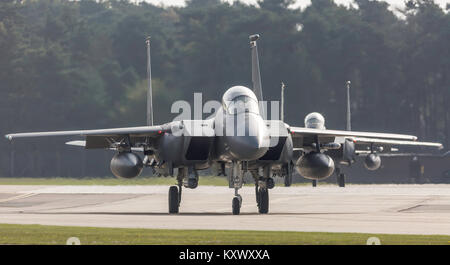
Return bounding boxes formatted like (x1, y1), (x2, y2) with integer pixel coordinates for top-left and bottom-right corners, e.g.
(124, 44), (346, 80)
(5, 135), (12, 141)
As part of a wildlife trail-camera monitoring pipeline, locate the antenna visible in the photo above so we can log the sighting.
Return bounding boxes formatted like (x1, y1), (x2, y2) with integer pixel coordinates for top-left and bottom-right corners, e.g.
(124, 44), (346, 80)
(146, 36), (153, 126)
(280, 82), (285, 122)
(346, 80), (351, 131)
(249, 34), (264, 118)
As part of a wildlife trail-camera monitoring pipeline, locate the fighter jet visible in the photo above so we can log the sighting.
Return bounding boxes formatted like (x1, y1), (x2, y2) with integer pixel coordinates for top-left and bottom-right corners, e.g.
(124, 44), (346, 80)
(5, 34), (443, 215)
(285, 81), (443, 187)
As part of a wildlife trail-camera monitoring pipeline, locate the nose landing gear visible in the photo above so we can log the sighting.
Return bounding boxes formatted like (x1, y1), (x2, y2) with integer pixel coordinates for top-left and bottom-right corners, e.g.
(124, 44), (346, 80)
(231, 162), (243, 215)
(232, 193), (242, 215)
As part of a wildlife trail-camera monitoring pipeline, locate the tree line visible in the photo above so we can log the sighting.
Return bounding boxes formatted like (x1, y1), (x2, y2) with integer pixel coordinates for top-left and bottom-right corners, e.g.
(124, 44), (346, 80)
(0, 0), (448, 177)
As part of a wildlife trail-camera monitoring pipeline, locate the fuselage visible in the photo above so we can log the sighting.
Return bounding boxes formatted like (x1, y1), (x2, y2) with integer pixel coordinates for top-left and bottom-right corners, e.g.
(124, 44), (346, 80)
(155, 86), (275, 168)
(213, 86), (270, 161)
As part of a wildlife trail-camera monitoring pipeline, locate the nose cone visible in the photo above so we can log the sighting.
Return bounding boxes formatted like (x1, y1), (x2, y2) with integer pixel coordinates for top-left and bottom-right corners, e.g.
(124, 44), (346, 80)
(227, 113), (269, 161)
(229, 135), (268, 160)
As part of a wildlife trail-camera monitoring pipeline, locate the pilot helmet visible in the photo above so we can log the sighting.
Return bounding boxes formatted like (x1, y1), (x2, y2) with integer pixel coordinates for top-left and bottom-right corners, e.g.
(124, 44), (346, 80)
(304, 112), (326, 130)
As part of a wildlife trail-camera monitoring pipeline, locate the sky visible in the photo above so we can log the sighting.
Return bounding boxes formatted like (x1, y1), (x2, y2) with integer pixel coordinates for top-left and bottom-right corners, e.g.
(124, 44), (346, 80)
(140, 0), (449, 10)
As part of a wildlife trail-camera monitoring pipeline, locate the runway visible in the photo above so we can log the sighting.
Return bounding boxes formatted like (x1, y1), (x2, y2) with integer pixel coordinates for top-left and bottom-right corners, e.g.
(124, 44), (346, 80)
(0, 184), (449, 235)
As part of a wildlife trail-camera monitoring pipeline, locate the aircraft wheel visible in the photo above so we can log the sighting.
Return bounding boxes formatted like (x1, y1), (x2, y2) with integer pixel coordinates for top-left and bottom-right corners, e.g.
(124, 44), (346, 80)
(338, 174), (345, 187)
(186, 178), (198, 189)
(255, 184), (259, 204)
(284, 174), (292, 187)
(266, 177), (275, 189)
(168, 186), (179, 214)
(312, 180), (317, 187)
(284, 163), (293, 187)
(232, 197), (241, 215)
(258, 188), (269, 214)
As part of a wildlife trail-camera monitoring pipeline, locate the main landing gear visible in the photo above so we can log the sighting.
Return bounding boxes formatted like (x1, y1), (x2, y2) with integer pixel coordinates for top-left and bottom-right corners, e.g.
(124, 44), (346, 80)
(168, 184), (180, 214)
(168, 167), (198, 214)
(169, 173), (182, 214)
(254, 166), (273, 214)
(169, 163), (275, 215)
(283, 162), (293, 187)
(335, 167), (345, 187)
(256, 184), (269, 214)
(310, 169), (346, 188)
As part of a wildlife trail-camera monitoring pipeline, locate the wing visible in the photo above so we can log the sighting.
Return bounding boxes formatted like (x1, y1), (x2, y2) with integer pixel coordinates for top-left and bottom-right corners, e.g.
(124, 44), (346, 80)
(356, 152), (445, 157)
(289, 127), (417, 140)
(289, 126), (443, 151)
(5, 125), (170, 139)
(351, 137), (443, 150)
(5, 125), (171, 149)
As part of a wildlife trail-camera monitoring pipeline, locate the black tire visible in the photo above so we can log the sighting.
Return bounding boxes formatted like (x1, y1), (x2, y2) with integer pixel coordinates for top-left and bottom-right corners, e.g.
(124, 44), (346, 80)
(266, 177), (275, 189)
(312, 180), (317, 187)
(284, 174), (292, 187)
(284, 163), (293, 187)
(232, 197), (240, 215)
(187, 178), (198, 189)
(338, 174), (345, 187)
(258, 188), (269, 214)
(168, 186), (179, 214)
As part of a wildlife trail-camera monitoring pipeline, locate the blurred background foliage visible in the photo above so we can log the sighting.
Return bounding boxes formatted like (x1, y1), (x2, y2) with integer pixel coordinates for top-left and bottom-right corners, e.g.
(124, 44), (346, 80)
(0, 0), (448, 177)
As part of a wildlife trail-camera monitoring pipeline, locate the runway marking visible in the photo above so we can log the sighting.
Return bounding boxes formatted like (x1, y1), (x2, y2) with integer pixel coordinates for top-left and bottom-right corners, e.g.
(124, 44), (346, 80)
(397, 195), (441, 213)
(36, 194), (145, 212)
(0, 193), (37, 203)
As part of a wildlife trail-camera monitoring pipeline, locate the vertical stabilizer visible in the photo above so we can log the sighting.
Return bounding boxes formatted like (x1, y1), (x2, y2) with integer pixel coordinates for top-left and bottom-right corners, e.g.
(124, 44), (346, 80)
(249, 34), (264, 117)
(281, 82), (285, 122)
(146, 36), (154, 126)
(346, 81), (351, 131)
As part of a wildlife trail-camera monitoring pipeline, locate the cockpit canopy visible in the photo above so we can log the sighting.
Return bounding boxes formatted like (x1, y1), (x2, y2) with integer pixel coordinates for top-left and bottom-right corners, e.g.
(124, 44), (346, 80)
(304, 112), (326, 129)
(222, 86), (260, 115)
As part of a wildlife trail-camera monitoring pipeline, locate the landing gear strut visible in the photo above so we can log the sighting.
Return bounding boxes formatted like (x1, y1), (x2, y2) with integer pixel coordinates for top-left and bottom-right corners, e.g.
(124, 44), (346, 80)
(231, 161), (243, 215)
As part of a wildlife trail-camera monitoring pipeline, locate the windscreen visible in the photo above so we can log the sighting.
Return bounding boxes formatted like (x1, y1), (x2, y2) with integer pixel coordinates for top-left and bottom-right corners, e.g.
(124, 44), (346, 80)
(225, 95), (260, 115)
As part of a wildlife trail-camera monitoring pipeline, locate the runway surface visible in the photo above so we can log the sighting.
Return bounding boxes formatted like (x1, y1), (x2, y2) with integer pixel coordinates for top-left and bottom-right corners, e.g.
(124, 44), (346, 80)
(0, 184), (449, 235)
